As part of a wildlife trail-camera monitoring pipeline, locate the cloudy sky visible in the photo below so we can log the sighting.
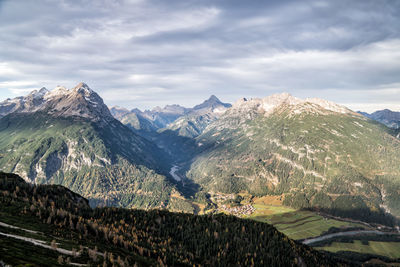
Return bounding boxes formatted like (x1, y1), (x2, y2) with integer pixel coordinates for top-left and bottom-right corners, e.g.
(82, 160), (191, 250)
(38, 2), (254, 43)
(0, 0), (399, 112)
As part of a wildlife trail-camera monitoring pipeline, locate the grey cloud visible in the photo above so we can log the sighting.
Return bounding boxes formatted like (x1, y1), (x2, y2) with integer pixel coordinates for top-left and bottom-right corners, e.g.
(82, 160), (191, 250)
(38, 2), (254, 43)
(0, 0), (399, 112)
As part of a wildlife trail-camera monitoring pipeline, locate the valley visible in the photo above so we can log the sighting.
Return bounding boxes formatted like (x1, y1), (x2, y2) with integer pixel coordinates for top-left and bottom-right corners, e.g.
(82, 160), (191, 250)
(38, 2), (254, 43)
(0, 172), (344, 266)
(1, 84), (400, 265)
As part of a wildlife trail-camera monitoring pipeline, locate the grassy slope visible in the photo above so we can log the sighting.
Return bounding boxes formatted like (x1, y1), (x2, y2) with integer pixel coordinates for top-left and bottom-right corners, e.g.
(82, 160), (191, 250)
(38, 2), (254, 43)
(317, 241), (400, 259)
(187, 104), (400, 223)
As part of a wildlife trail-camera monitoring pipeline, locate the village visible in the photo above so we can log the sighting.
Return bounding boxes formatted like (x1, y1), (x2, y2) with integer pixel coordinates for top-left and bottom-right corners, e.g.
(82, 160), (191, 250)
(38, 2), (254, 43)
(219, 204), (255, 216)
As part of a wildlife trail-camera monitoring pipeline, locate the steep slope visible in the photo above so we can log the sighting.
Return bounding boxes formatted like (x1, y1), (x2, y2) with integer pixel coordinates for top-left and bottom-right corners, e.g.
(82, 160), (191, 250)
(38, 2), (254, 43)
(186, 93), (400, 224)
(0, 83), (183, 210)
(0, 172), (344, 266)
(359, 109), (400, 129)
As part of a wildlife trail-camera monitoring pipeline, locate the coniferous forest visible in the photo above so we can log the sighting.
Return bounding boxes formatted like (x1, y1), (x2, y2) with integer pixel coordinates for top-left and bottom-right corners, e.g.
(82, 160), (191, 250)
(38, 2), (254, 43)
(0, 172), (346, 266)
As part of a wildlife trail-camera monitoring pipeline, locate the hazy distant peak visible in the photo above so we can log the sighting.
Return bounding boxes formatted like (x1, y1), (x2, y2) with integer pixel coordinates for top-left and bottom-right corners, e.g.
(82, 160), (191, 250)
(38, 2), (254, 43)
(208, 95), (219, 101)
(27, 87), (49, 99)
(193, 95), (231, 111)
(360, 109), (400, 129)
(111, 105), (130, 112)
(151, 104), (188, 115)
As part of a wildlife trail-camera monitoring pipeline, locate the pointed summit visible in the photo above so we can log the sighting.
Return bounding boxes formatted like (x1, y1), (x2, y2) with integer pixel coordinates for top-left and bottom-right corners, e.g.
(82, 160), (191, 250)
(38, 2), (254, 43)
(73, 82), (92, 93)
(208, 95), (219, 101)
(193, 95), (231, 111)
(72, 82), (96, 99)
(27, 87), (48, 99)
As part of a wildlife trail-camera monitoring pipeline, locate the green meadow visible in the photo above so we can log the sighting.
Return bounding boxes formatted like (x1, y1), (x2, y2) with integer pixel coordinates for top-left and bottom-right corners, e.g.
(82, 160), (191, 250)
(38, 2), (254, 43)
(316, 240), (400, 259)
(247, 203), (364, 240)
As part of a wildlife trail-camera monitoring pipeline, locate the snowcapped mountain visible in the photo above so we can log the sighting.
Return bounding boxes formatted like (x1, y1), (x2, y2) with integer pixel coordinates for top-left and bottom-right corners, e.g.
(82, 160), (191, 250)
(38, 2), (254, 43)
(228, 92), (350, 117)
(0, 83), (113, 123)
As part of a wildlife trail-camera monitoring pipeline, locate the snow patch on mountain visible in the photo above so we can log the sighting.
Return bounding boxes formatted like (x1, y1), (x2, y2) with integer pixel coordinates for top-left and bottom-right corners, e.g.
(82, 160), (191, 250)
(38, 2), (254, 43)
(0, 82), (113, 123)
(230, 93), (351, 116)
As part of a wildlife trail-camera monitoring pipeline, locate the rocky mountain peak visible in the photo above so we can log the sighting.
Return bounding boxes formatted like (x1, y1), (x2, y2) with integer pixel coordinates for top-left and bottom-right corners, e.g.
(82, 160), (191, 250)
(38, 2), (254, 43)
(28, 87), (49, 99)
(229, 92), (350, 116)
(0, 83), (113, 123)
(192, 95), (231, 114)
(73, 82), (94, 95)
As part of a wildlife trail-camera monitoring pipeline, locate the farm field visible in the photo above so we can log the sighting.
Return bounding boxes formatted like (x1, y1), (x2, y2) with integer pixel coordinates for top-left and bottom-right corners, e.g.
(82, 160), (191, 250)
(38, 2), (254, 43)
(247, 202), (365, 240)
(245, 199), (400, 261)
(316, 240), (400, 259)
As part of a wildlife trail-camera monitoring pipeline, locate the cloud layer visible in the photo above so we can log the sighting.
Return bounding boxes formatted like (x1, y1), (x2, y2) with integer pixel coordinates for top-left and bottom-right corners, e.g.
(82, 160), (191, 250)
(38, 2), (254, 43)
(1, 0), (399, 112)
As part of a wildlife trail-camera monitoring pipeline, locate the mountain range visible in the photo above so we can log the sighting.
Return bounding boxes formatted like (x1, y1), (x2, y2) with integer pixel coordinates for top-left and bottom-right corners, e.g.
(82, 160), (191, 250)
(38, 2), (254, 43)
(359, 109), (400, 129)
(1, 83), (400, 227)
(110, 94), (231, 137)
(0, 83), (187, 210)
(187, 94), (400, 224)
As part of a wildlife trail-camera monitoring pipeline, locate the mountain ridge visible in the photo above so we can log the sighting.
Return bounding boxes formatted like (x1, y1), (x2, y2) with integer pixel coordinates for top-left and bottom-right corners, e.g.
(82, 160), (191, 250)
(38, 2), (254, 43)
(359, 109), (400, 129)
(0, 83), (186, 210)
(0, 82), (113, 123)
(185, 93), (400, 224)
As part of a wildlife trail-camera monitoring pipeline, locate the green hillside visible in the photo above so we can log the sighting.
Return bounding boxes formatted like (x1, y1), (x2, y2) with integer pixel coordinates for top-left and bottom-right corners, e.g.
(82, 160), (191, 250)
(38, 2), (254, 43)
(0, 112), (180, 210)
(0, 172), (343, 266)
(187, 100), (400, 225)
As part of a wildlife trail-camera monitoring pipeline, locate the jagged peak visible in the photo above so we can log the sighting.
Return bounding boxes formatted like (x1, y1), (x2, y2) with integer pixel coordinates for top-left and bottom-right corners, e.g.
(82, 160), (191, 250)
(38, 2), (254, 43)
(151, 104), (187, 114)
(193, 95), (231, 111)
(44, 86), (68, 99)
(231, 92), (350, 115)
(110, 105), (130, 112)
(304, 97), (349, 114)
(131, 108), (143, 113)
(208, 95), (219, 101)
(73, 82), (93, 94)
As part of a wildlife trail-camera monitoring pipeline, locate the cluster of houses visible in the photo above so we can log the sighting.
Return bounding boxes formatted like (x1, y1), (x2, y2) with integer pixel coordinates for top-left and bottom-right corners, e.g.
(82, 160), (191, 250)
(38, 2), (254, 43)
(220, 204), (255, 216)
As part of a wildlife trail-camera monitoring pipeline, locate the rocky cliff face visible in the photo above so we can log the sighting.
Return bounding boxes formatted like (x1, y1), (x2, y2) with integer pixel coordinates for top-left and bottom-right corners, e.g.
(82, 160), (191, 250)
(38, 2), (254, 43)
(0, 83), (114, 123)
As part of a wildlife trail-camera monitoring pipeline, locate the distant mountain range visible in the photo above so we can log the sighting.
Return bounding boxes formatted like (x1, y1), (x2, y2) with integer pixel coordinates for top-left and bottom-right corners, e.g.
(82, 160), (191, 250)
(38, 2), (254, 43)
(1, 83), (400, 227)
(110, 94), (231, 137)
(358, 109), (400, 129)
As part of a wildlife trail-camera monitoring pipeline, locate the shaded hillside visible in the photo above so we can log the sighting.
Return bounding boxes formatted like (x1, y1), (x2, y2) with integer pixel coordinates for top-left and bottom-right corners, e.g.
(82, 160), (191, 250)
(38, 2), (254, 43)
(0, 172), (343, 266)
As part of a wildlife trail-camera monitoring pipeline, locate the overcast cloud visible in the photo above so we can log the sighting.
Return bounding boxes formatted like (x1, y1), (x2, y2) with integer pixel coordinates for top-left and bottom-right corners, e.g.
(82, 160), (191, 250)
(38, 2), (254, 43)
(0, 0), (399, 112)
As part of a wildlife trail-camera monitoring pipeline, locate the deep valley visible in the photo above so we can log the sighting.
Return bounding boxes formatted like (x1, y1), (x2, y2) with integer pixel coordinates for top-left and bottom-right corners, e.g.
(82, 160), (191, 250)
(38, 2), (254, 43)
(1, 84), (400, 266)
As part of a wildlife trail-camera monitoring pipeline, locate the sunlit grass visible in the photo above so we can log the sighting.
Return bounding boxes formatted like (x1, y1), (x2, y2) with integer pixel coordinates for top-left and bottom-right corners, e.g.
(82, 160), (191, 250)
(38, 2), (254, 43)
(316, 240), (400, 259)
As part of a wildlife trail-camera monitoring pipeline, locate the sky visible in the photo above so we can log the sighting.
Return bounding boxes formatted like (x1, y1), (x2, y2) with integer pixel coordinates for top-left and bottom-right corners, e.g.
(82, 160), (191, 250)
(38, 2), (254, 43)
(0, 0), (400, 112)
